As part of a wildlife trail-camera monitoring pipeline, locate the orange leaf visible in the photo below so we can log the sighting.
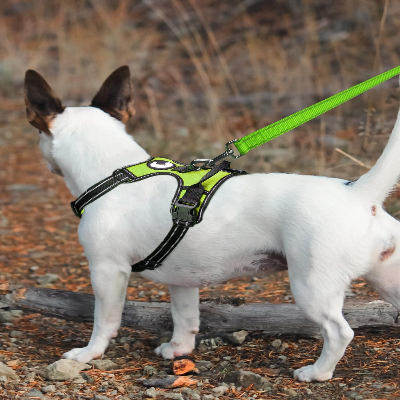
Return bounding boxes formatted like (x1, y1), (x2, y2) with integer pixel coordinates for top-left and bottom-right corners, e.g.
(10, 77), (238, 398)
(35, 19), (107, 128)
(172, 376), (198, 388)
(173, 358), (197, 375)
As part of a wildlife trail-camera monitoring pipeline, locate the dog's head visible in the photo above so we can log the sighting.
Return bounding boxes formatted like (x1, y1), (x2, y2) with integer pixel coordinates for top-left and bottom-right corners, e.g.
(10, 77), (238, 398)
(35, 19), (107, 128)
(24, 66), (135, 176)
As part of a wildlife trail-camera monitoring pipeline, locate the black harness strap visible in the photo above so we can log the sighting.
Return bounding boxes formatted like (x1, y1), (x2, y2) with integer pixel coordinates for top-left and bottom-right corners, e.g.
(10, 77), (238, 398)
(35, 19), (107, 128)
(71, 168), (134, 218)
(131, 222), (190, 272)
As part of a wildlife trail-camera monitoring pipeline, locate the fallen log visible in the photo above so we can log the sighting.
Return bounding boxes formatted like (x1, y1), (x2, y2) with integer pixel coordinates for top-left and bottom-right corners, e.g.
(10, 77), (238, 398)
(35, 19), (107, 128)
(0, 285), (399, 336)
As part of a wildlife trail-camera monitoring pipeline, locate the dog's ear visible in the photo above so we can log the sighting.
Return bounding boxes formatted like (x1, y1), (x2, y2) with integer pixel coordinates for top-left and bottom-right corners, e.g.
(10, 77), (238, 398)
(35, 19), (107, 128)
(91, 65), (135, 124)
(24, 70), (64, 135)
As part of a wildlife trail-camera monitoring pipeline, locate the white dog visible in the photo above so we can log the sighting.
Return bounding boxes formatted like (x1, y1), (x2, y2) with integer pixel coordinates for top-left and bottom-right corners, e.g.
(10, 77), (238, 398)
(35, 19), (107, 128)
(24, 66), (400, 382)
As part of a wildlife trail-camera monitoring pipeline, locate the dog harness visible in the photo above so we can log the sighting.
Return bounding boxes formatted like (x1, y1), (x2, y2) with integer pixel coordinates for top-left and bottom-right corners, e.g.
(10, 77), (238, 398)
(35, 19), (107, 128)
(71, 157), (246, 272)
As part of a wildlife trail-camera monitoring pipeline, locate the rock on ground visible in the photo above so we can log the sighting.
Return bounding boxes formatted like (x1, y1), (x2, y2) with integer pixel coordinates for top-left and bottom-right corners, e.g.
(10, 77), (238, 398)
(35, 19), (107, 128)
(37, 273), (59, 286)
(181, 387), (201, 399)
(225, 330), (249, 345)
(145, 387), (158, 397)
(0, 361), (19, 381)
(0, 311), (13, 323)
(143, 365), (158, 376)
(163, 393), (184, 400)
(42, 384), (56, 393)
(224, 370), (271, 390)
(28, 388), (43, 398)
(271, 339), (282, 348)
(212, 385), (228, 395)
(42, 359), (91, 381)
(93, 395), (112, 400)
(88, 359), (118, 370)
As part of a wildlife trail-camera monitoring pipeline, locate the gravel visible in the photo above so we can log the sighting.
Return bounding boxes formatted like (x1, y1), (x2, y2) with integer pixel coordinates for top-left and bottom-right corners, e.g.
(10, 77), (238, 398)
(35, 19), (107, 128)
(88, 359), (118, 370)
(145, 387), (158, 397)
(42, 384), (56, 393)
(271, 339), (282, 348)
(37, 273), (59, 286)
(0, 361), (19, 381)
(42, 359), (91, 381)
(93, 395), (113, 400)
(0, 311), (13, 323)
(212, 385), (228, 395)
(28, 388), (44, 397)
(143, 365), (158, 376)
(224, 370), (271, 390)
(225, 330), (249, 345)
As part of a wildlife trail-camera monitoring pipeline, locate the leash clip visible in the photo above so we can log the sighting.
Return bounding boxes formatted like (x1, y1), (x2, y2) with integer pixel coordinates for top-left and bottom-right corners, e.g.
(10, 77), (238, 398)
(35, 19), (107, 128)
(225, 139), (242, 159)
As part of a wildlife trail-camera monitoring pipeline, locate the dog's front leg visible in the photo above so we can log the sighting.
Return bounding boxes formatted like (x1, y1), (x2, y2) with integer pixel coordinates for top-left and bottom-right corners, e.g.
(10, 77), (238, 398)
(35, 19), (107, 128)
(155, 286), (199, 359)
(63, 263), (130, 363)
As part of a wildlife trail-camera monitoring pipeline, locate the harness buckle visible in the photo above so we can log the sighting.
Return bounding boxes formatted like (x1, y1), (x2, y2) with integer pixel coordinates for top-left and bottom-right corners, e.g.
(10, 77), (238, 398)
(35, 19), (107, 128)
(171, 201), (198, 226)
(112, 167), (134, 182)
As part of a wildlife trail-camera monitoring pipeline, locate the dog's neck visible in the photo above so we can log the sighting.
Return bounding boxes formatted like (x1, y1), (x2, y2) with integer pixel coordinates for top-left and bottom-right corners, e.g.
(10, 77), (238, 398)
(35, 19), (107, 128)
(51, 107), (149, 196)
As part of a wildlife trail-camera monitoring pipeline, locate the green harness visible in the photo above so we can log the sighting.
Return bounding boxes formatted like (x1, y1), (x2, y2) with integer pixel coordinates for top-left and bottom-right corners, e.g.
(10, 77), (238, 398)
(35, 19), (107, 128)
(71, 157), (246, 271)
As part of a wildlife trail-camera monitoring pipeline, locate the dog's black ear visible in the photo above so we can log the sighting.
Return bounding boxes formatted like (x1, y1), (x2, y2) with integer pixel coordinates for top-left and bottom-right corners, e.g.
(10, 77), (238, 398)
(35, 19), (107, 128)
(91, 65), (135, 124)
(24, 70), (64, 135)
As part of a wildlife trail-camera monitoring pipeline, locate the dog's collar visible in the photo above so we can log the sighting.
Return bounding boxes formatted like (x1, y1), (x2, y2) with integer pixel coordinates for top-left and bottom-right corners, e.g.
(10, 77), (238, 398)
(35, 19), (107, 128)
(71, 157), (247, 272)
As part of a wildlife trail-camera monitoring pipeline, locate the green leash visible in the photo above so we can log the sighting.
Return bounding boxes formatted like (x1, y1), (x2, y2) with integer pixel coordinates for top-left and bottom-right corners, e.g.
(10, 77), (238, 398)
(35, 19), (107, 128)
(191, 66), (400, 169)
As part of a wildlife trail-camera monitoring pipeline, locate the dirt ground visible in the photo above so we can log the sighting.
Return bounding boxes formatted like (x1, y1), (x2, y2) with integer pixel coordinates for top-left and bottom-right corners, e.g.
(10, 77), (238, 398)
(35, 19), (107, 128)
(1, 0), (400, 399)
(0, 109), (399, 399)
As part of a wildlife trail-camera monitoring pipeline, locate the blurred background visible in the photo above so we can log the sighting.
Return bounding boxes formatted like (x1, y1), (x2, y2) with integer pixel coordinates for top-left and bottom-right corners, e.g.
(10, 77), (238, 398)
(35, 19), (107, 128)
(1, 0), (400, 298)
(2, 0), (400, 174)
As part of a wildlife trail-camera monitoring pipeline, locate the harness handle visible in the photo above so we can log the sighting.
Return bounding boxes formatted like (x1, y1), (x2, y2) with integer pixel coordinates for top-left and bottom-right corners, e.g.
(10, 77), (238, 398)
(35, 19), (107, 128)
(189, 143), (236, 171)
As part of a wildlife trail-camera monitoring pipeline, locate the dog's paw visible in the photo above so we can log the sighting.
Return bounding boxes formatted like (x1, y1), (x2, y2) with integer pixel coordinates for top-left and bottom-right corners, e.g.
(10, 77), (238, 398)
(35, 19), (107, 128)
(155, 341), (194, 359)
(62, 347), (102, 363)
(294, 365), (333, 382)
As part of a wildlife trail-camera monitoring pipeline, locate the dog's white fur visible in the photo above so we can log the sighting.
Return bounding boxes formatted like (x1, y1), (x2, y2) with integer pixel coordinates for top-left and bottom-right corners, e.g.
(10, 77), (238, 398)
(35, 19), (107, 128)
(26, 68), (400, 382)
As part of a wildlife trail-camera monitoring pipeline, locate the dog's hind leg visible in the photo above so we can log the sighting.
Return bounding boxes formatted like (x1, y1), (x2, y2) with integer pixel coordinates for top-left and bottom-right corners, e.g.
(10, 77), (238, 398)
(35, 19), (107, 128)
(365, 259), (400, 310)
(155, 286), (199, 359)
(63, 262), (131, 363)
(290, 272), (354, 382)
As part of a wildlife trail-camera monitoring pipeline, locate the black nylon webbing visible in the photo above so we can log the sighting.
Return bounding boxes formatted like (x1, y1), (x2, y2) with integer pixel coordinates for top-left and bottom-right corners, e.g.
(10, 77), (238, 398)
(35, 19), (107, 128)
(131, 222), (190, 272)
(71, 169), (133, 218)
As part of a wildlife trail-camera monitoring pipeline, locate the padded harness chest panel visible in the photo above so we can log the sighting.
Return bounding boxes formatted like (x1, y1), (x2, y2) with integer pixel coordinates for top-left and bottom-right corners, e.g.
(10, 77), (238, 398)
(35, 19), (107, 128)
(123, 157), (246, 223)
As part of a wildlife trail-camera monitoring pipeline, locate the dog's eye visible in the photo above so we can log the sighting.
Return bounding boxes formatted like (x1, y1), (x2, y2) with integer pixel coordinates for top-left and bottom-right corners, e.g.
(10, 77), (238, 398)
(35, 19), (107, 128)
(38, 130), (42, 135)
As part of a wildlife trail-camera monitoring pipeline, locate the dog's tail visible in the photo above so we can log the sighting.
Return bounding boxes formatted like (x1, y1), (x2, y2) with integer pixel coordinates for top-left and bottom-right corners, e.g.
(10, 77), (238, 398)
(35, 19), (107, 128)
(351, 105), (400, 204)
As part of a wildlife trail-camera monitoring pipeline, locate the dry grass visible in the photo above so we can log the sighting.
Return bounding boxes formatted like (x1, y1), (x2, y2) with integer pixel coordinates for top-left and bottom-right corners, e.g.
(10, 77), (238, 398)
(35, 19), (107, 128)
(1, 0), (400, 179)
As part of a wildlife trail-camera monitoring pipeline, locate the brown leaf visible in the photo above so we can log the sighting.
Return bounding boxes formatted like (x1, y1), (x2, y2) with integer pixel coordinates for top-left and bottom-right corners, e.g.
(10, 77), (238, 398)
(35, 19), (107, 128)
(7, 360), (19, 367)
(264, 368), (281, 376)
